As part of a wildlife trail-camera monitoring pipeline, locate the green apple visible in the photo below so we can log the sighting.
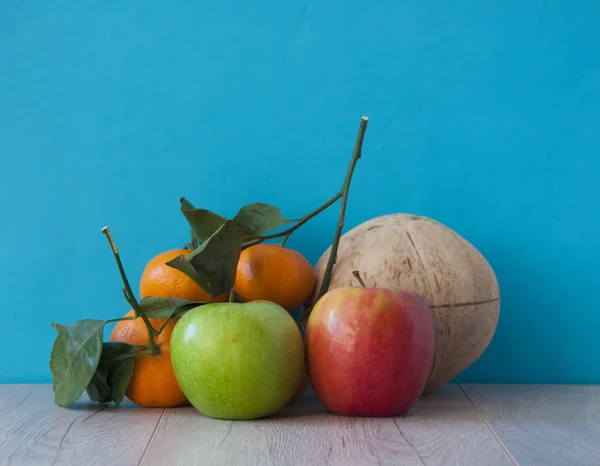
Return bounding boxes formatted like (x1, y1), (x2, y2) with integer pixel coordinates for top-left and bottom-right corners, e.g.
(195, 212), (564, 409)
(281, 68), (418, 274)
(170, 300), (305, 420)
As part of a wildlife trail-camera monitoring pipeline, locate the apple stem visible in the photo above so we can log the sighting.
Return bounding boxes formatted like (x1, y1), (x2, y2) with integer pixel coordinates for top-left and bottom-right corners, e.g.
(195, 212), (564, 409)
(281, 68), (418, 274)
(352, 270), (367, 288)
(299, 116), (369, 323)
(102, 226), (160, 355)
(229, 287), (235, 303)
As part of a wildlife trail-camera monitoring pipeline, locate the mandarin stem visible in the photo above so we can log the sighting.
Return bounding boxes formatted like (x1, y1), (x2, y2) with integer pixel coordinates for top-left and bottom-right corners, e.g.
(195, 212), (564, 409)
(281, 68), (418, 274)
(279, 231), (292, 247)
(102, 226), (160, 355)
(155, 316), (174, 336)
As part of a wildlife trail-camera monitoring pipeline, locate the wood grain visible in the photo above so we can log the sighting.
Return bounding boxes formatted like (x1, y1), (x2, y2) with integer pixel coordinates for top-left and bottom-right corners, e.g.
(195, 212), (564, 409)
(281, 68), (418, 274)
(140, 384), (513, 466)
(462, 384), (600, 466)
(0, 384), (163, 466)
(4, 384), (599, 465)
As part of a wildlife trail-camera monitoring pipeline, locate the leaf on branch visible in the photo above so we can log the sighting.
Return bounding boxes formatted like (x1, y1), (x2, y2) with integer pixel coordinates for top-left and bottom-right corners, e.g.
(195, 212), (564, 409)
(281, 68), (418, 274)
(139, 296), (177, 319)
(100, 342), (139, 362)
(107, 357), (134, 405)
(50, 319), (105, 407)
(52, 322), (66, 334)
(172, 303), (206, 318)
(167, 220), (243, 299)
(162, 296), (209, 318)
(86, 368), (112, 403)
(139, 296), (207, 319)
(164, 255), (213, 297)
(180, 198), (227, 242)
(85, 342), (138, 406)
(233, 202), (296, 236)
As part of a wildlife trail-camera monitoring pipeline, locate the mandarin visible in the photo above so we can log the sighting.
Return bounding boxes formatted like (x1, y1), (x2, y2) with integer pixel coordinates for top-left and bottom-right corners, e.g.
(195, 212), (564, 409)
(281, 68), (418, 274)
(140, 248), (226, 302)
(110, 310), (187, 408)
(235, 244), (315, 311)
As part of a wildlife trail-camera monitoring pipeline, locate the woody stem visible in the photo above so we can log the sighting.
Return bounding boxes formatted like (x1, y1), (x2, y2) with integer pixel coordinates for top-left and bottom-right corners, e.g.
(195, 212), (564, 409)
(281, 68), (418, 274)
(299, 116), (369, 322)
(242, 193), (341, 249)
(316, 116), (369, 300)
(102, 227), (160, 355)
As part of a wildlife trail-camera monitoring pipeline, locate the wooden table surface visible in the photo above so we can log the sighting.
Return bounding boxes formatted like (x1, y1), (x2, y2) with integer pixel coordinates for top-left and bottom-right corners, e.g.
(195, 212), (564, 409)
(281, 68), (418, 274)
(0, 383), (598, 465)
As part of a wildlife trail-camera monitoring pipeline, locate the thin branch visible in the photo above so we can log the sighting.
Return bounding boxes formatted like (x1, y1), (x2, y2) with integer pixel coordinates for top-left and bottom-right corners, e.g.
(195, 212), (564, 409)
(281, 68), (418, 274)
(102, 227), (160, 355)
(242, 192), (342, 248)
(299, 116), (369, 323)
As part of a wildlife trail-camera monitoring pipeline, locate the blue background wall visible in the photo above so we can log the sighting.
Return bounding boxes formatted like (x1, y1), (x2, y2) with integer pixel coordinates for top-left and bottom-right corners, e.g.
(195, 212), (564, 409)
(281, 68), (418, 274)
(0, 1), (598, 384)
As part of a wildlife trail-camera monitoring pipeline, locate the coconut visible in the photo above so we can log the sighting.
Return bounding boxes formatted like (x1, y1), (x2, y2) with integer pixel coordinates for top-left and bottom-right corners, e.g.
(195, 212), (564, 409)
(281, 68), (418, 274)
(310, 213), (500, 393)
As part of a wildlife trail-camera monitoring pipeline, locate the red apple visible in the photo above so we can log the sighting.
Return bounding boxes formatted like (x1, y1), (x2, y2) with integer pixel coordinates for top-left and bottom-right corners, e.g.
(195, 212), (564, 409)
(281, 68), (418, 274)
(305, 285), (435, 416)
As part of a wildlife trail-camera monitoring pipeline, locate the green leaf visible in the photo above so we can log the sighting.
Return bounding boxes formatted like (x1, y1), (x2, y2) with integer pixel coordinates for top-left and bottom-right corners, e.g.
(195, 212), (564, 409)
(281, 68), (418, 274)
(107, 357), (134, 406)
(139, 296), (176, 319)
(52, 322), (66, 334)
(172, 302), (206, 318)
(167, 220), (243, 298)
(180, 198), (227, 242)
(100, 342), (139, 362)
(86, 368), (112, 403)
(163, 255), (213, 297)
(139, 296), (208, 319)
(233, 202), (295, 236)
(50, 319), (105, 407)
(85, 342), (137, 405)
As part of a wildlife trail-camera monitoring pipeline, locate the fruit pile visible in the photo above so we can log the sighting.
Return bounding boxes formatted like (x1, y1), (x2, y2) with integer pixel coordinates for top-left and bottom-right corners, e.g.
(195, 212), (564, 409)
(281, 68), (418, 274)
(49, 117), (437, 419)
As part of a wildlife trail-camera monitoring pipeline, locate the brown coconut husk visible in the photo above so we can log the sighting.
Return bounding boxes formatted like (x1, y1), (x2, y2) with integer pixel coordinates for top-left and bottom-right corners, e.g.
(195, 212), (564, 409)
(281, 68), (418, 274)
(309, 213), (500, 393)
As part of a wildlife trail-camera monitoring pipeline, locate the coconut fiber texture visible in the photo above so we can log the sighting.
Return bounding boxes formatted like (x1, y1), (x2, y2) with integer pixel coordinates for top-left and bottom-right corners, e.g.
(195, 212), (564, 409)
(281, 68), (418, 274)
(311, 214), (500, 393)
